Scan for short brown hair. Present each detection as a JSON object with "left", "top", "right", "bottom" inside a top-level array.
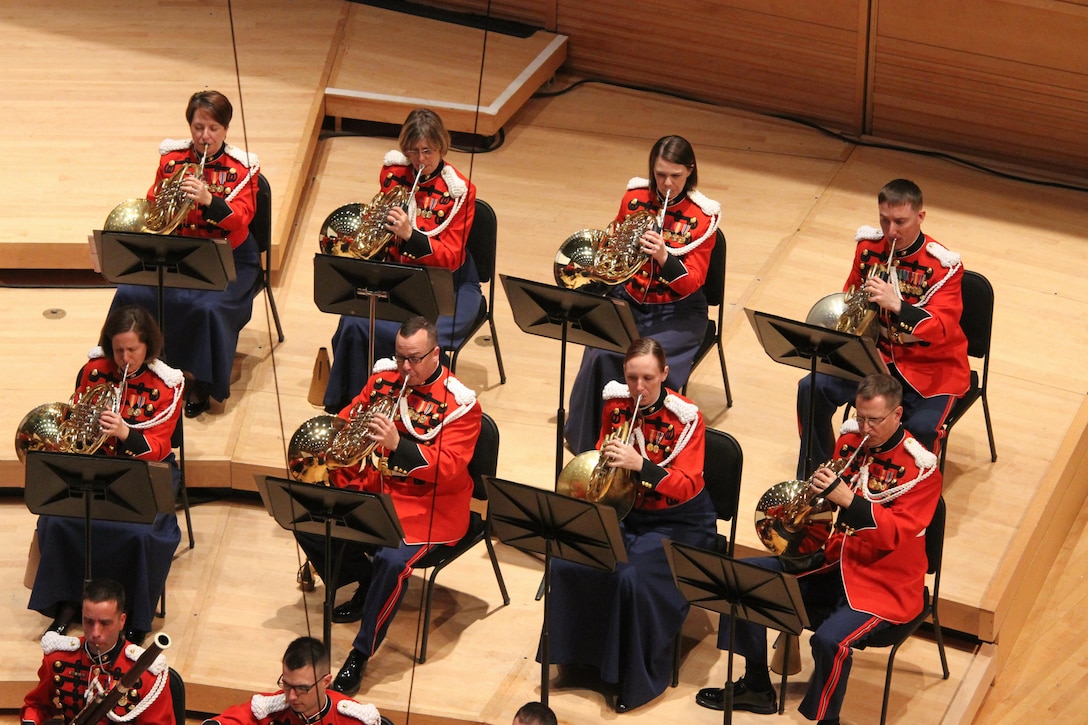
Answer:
[
  {"left": 399, "top": 315, "right": 438, "bottom": 347},
  {"left": 399, "top": 108, "right": 450, "bottom": 158},
  {"left": 878, "top": 179, "right": 923, "bottom": 211},
  {"left": 624, "top": 337, "right": 667, "bottom": 372},
  {"left": 856, "top": 373, "right": 903, "bottom": 408},
  {"left": 99, "top": 305, "right": 164, "bottom": 361},
  {"left": 186, "top": 90, "right": 233, "bottom": 127}
]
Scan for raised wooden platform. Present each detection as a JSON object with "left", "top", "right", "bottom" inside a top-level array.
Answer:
[{"left": 325, "top": 3, "right": 567, "bottom": 137}]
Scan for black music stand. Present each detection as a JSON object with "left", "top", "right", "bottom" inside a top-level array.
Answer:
[
  {"left": 24, "top": 450, "right": 175, "bottom": 585},
  {"left": 500, "top": 275, "right": 639, "bottom": 482},
  {"left": 314, "top": 254, "right": 455, "bottom": 373},
  {"left": 93, "top": 230, "right": 236, "bottom": 337},
  {"left": 745, "top": 308, "right": 887, "bottom": 478},
  {"left": 484, "top": 475, "right": 627, "bottom": 707},
  {"left": 665, "top": 542, "right": 809, "bottom": 723},
  {"left": 257, "top": 475, "right": 404, "bottom": 651}
]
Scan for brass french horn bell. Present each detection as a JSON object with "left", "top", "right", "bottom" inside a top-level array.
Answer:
[
  {"left": 553, "top": 210, "right": 659, "bottom": 291},
  {"left": 556, "top": 449, "right": 638, "bottom": 520},
  {"left": 287, "top": 415, "right": 347, "bottom": 483}
]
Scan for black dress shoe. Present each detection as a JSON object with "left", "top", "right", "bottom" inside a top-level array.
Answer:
[
  {"left": 44, "top": 618, "right": 69, "bottom": 637},
  {"left": 184, "top": 396, "right": 210, "bottom": 418},
  {"left": 695, "top": 678, "right": 777, "bottom": 714},
  {"left": 331, "top": 649, "right": 368, "bottom": 695},
  {"left": 615, "top": 699, "right": 631, "bottom": 713},
  {"left": 332, "top": 588, "right": 365, "bottom": 623}
]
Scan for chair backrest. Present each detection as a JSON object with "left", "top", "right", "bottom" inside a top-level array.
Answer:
[
  {"left": 703, "top": 427, "right": 743, "bottom": 554},
  {"left": 959, "top": 270, "right": 994, "bottom": 360},
  {"left": 468, "top": 411, "right": 499, "bottom": 501},
  {"left": 926, "top": 496, "right": 946, "bottom": 577},
  {"left": 702, "top": 229, "right": 727, "bottom": 308},
  {"left": 168, "top": 666, "right": 186, "bottom": 725},
  {"left": 465, "top": 198, "right": 497, "bottom": 285},
  {"left": 250, "top": 173, "right": 273, "bottom": 255}
]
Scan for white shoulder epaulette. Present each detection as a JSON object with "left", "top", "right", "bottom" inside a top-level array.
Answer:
[
  {"left": 123, "top": 643, "right": 168, "bottom": 676},
  {"left": 337, "top": 698, "right": 383, "bottom": 725},
  {"left": 855, "top": 225, "right": 884, "bottom": 241},
  {"left": 839, "top": 417, "right": 860, "bottom": 436},
  {"left": 89, "top": 346, "right": 106, "bottom": 360},
  {"left": 373, "top": 357, "right": 398, "bottom": 374},
  {"left": 663, "top": 393, "right": 699, "bottom": 424},
  {"left": 904, "top": 436, "right": 939, "bottom": 470},
  {"left": 602, "top": 380, "right": 630, "bottom": 400},
  {"left": 41, "top": 631, "right": 80, "bottom": 654},
  {"left": 925, "top": 241, "right": 961, "bottom": 268},
  {"left": 440, "top": 165, "right": 468, "bottom": 198},
  {"left": 627, "top": 176, "right": 651, "bottom": 191},
  {"left": 158, "top": 138, "right": 192, "bottom": 155},
  {"left": 223, "top": 143, "right": 258, "bottom": 170},
  {"left": 687, "top": 188, "right": 721, "bottom": 216},
  {"left": 445, "top": 374, "right": 477, "bottom": 407},
  {"left": 149, "top": 359, "right": 185, "bottom": 388},
  {"left": 250, "top": 692, "right": 287, "bottom": 720},
  {"left": 384, "top": 149, "right": 409, "bottom": 167}
]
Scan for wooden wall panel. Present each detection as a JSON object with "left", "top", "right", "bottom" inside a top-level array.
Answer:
[
  {"left": 420, "top": 0, "right": 1088, "bottom": 175},
  {"left": 870, "top": 0, "right": 1088, "bottom": 176},
  {"left": 422, "top": 0, "right": 869, "bottom": 131}
]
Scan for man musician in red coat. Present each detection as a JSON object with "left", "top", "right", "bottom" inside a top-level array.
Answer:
[
  {"left": 300, "top": 316, "right": 481, "bottom": 696},
  {"left": 202, "top": 637, "right": 383, "bottom": 725},
  {"left": 697, "top": 374, "right": 942, "bottom": 723},
  {"left": 21, "top": 579, "right": 174, "bottom": 725},
  {"left": 796, "top": 178, "right": 969, "bottom": 478}
]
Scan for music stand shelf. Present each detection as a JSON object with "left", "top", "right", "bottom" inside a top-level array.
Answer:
[
  {"left": 745, "top": 308, "right": 886, "bottom": 477},
  {"left": 484, "top": 475, "right": 626, "bottom": 706},
  {"left": 665, "top": 541, "right": 809, "bottom": 724},
  {"left": 25, "top": 450, "right": 175, "bottom": 584},
  {"left": 257, "top": 475, "right": 404, "bottom": 654},
  {"left": 93, "top": 229, "right": 236, "bottom": 337},
  {"left": 313, "top": 253, "right": 454, "bottom": 374},
  {"left": 500, "top": 275, "right": 638, "bottom": 482}
]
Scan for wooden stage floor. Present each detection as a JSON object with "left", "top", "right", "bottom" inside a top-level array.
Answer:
[{"left": 2, "top": 2, "right": 1087, "bottom": 724}]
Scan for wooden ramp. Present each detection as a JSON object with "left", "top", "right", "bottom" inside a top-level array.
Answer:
[{"left": 326, "top": 3, "right": 567, "bottom": 137}]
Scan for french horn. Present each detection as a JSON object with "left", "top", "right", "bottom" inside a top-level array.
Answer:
[
  {"left": 753, "top": 436, "right": 868, "bottom": 566},
  {"left": 556, "top": 396, "right": 643, "bottom": 519},
  {"left": 319, "top": 163, "right": 425, "bottom": 259},
  {"left": 104, "top": 144, "right": 209, "bottom": 235},
  {"left": 15, "top": 383, "right": 123, "bottom": 462},
  {"left": 287, "top": 415, "right": 347, "bottom": 483},
  {"left": 553, "top": 210, "right": 659, "bottom": 291},
  {"left": 807, "top": 238, "right": 899, "bottom": 339}
]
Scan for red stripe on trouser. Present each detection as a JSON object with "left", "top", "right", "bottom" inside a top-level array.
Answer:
[
  {"left": 368, "top": 545, "right": 436, "bottom": 654},
  {"left": 815, "top": 615, "right": 885, "bottom": 719}
]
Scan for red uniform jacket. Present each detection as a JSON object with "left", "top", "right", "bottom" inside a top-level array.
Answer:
[
  {"left": 614, "top": 178, "right": 720, "bottom": 305},
  {"left": 330, "top": 361, "right": 480, "bottom": 545},
  {"left": 846, "top": 227, "right": 970, "bottom": 398},
  {"left": 76, "top": 350, "right": 183, "bottom": 460},
  {"left": 598, "top": 382, "right": 705, "bottom": 511},
  {"left": 378, "top": 152, "right": 474, "bottom": 271},
  {"left": 150, "top": 140, "right": 259, "bottom": 247},
  {"left": 812, "top": 421, "right": 942, "bottom": 623},
  {"left": 21, "top": 633, "right": 173, "bottom": 724},
  {"left": 203, "top": 689, "right": 381, "bottom": 725}
]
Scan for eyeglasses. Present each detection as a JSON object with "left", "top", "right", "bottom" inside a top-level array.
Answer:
[
  {"left": 394, "top": 345, "right": 437, "bottom": 365},
  {"left": 278, "top": 674, "right": 322, "bottom": 695},
  {"left": 404, "top": 147, "right": 436, "bottom": 157},
  {"left": 853, "top": 410, "right": 896, "bottom": 427}
]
